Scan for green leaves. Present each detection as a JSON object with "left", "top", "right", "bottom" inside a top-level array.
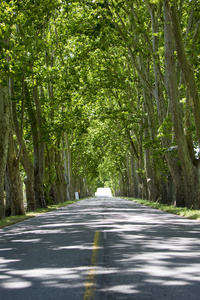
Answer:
[
  {"left": 3, "top": 0, "right": 199, "bottom": 202},
  {"left": 157, "top": 114, "right": 173, "bottom": 140}
]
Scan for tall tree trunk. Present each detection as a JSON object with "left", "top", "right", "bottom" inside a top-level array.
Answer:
[
  {"left": 11, "top": 78, "right": 36, "bottom": 211},
  {"left": 130, "top": 155, "right": 140, "bottom": 198},
  {"left": 0, "top": 82, "right": 10, "bottom": 219},
  {"left": 164, "top": 0, "right": 200, "bottom": 208},
  {"left": 24, "top": 170, "right": 36, "bottom": 211},
  {"left": 55, "top": 139, "right": 68, "bottom": 203},
  {"left": 33, "top": 86, "right": 46, "bottom": 208},
  {"left": 25, "top": 83, "right": 46, "bottom": 208},
  {"left": 5, "top": 166, "right": 12, "bottom": 217},
  {"left": 168, "top": 0, "right": 200, "bottom": 147},
  {"left": 126, "top": 154, "right": 135, "bottom": 197},
  {"left": 5, "top": 78, "right": 26, "bottom": 215},
  {"left": 46, "top": 146, "right": 59, "bottom": 205},
  {"left": 5, "top": 132, "right": 25, "bottom": 216},
  {"left": 44, "top": 47, "right": 59, "bottom": 205},
  {"left": 141, "top": 70, "right": 160, "bottom": 201},
  {"left": 143, "top": 0, "right": 190, "bottom": 206},
  {"left": 63, "top": 133, "right": 74, "bottom": 200},
  {"left": 6, "top": 132, "right": 25, "bottom": 216},
  {"left": 144, "top": 1, "right": 167, "bottom": 125}
]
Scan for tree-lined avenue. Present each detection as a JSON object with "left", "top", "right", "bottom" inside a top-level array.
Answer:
[
  {"left": 1, "top": 1, "right": 200, "bottom": 220},
  {"left": 1, "top": 198, "right": 200, "bottom": 299}
]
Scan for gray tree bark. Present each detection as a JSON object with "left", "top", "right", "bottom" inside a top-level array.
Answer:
[
  {"left": 168, "top": 0, "right": 200, "bottom": 147},
  {"left": 10, "top": 78, "right": 36, "bottom": 211},
  {"left": 164, "top": 0, "right": 200, "bottom": 208},
  {"left": 0, "top": 82, "right": 10, "bottom": 219},
  {"left": 55, "top": 139, "right": 68, "bottom": 203},
  {"left": 63, "top": 132, "right": 74, "bottom": 200},
  {"left": 25, "top": 83, "right": 46, "bottom": 208},
  {"left": 5, "top": 132, "right": 25, "bottom": 216}
]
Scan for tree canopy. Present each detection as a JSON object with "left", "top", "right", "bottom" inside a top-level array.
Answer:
[{"left": 0, "top": 0, "right": 200, "bottom": 219}]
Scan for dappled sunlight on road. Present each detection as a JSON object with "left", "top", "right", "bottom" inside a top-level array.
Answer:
[
  {"left": 1, "top": 198, "right": 200, "bottom": 299},
  {"left": 94, "top": 200, "right": 200, "bottom": 299}
]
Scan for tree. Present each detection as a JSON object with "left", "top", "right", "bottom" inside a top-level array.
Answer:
[
  {"left": 0, "top": 82, "right": 10, "bottom": 219},
  {"left": 1, "top": 0, "right": 199, "bottom": 219},
  {"left": 164, "top": 0, "right": 200, "bottom": 207},
  {"left": 0, "top": 1, "right": 13, "bottom": 219}
]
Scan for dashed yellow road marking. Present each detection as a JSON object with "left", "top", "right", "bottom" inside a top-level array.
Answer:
[{"left": 84, "top": 231, "right": 100, "bottom": 300}]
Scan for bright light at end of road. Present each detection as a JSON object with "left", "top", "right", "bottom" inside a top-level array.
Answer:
[{"left": 95, "top": 188, "right": 112, "bottom": 197}]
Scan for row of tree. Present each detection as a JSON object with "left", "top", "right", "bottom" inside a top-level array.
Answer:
[{"left": 0, "top": 0, "right": 200, "bottom": 219}]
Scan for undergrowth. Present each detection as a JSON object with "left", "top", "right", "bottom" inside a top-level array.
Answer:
[
  {"left": 2, "top": 198, "right": 200, "bottom": 230},
  {"left": 127, "top": 198, "right": 200, "bottom": 221},
  {"left": 0, "top": 200, "right": 79, "bottom": 229}
]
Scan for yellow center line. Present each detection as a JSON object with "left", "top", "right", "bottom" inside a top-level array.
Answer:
[{"left": 84, "top": 231, "right": 100, "bottom": 300}]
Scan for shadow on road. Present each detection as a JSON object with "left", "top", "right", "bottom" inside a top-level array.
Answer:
[{"left": 0, "top": 198, "right": 200, "bottom": 299}]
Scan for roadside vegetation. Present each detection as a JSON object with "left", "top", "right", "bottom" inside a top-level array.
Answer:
[
  {"left": 2, "top": 197, "right": 200, "bottom": 230},
  {"left": 0, "top": 200, "right": 79, "bottom": 229},
  {"left": 128, "top": 198, "right": 200, "bottom": 221},
  {"left": 1, "top": 1, "right": 200, "bottom": 221}
]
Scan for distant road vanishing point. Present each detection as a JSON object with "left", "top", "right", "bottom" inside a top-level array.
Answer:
[{"left": 95, "top": 187, "right": 112, "bottom": 197}]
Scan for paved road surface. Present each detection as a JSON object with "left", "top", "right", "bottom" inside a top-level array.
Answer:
[{"left": 1, "top": 197, "right": 200, "bottom": 299}]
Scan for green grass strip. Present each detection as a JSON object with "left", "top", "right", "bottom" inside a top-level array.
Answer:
[
  {"left": 0, "top": 200, "right": 80, "bottom": 229},
  {"left": 126, "top": 198, "right": 200, "bottom": 221}
]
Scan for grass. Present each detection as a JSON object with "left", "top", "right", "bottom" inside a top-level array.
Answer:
[
  {"left": 0, "top": 200, "right": 80, "bottom": 229},
  {"left": 126, "top": 198, "right": 200, "bottom": 221},
  {"left": 2, "top": 197, "right": 200, "bottom": 229}
]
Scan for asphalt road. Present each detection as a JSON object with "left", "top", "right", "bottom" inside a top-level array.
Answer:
[{"left": 1, "top": 197, "right": 200, "bottom": 300}]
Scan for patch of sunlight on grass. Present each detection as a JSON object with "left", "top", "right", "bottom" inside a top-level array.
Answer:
[
  {"left": 0, "top": 215, "right": 33, "bottom": 229},
  {"left": 0, "top": 200, "right": 80, "bottom": 229},
  {"left": 126, "top": 198, "right": 200, "bottom": 221}
]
